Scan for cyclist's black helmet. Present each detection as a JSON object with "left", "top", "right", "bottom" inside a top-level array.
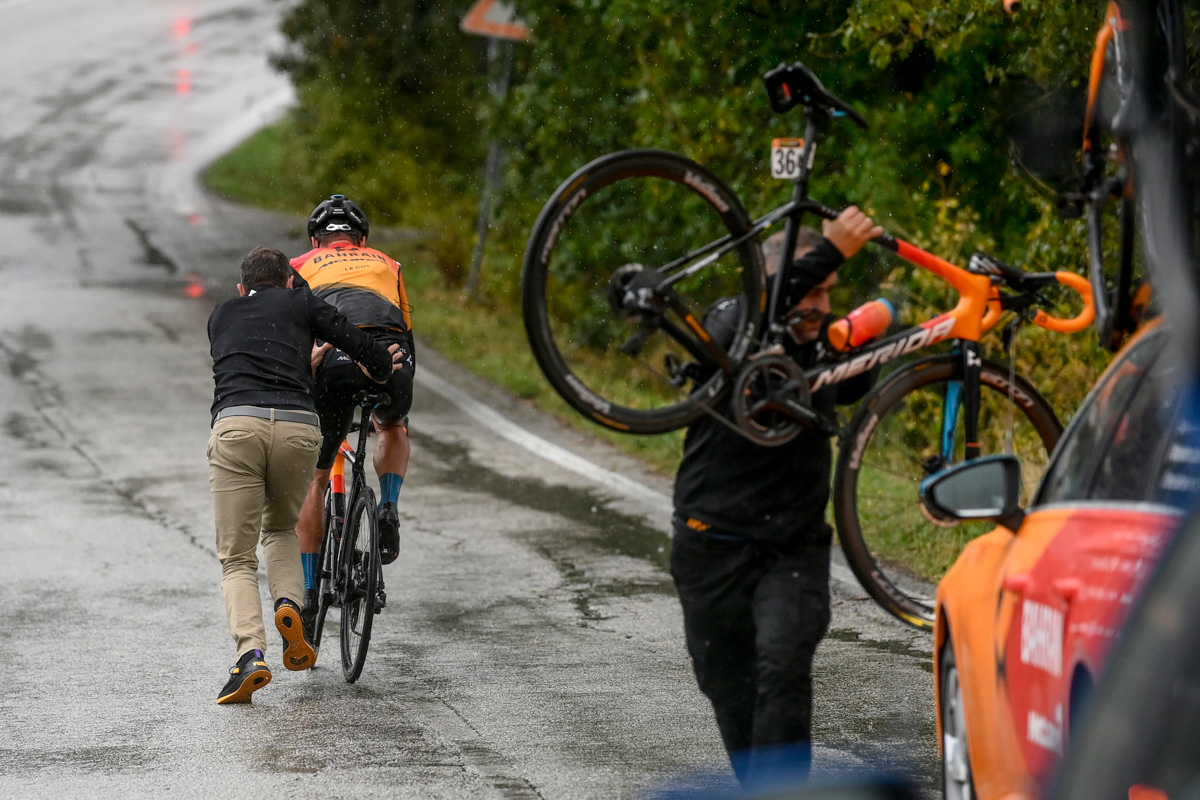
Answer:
[{"left": 307, "top": 194, "right": 370, "bottom": 240}]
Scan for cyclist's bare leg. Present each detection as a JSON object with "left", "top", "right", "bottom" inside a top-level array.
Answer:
[
  {"left": 296, "top": 468, "right": 333, "bottom": 554},
  {"left": 296, "top": 468, "right": 332, "bottom": 630},
  {"left": 371, "top": 418, "right": 410, "bottom": 482}
]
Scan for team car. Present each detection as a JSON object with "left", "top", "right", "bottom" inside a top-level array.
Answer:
[{"left": 921, "top": 318, "right": 1196, "bottom": 800}]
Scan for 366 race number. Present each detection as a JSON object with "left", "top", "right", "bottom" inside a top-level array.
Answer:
[{"left": 771, "top": 138, "right": 806, "bottom": 180}]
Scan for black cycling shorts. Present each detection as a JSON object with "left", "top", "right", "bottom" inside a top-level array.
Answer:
[{"left": 314, "top": 329, "right": 415, "bottom": 470}]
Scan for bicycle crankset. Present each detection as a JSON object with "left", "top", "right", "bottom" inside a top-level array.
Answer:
[{"left": 730, "top": 354, "right": 819, "bottom": 446}]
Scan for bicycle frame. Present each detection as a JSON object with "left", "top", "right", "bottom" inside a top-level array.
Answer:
[
  {"left": 658, "top": 114, "right": 1092, "bottom": 379},
  {"left": 647, "top": 97, "right": 1095, "bottom": 450},
  {"left": 1078, "top": 0, "right": 1192, "bottom": 349},
  {"left": 325, "top": 405, "right": 374, "bottom": 603}
]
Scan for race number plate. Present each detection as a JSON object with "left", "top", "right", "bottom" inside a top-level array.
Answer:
[{"left": 770, "top": 138, "right": 805, "bottom": 179}]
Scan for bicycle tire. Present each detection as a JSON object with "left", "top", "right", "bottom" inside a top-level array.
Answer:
[
  {"left": 832, "top": 355, "right": 1062, "bottom": 629},
  {"left": 522, "top": 149, "right": 765, "bottom": 435},
  {"left": 312, "top": 488, "right": 337, "bottom": 654},
  {"left": 340, "top": 486, "right": 379, "bottom": 683}
]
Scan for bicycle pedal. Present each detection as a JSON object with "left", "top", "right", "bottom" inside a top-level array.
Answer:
[{"left": 375, "top": 590, "right": 387, "bottom": 612}]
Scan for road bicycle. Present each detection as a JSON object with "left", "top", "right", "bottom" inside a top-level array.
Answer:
[
  {"left": 1028, "top": 0, "right": 1196, "bottom": 352},
  {"left": 311, "top": 391, "right": 389, "bottom": 682},
  {"left": 521, "top": 62, "right": 1096, "bottom": 629}
]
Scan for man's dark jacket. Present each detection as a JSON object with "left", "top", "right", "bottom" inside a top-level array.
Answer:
[{"left": 208, "top": 286, "right": 393, "bottom": 424}]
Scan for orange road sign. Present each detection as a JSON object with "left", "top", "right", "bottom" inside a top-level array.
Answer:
[{"left": 460, "top": 0, "right": 530, "bottom": 42}]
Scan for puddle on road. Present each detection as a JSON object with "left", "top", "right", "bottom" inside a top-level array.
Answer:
[
  {"left": 0, "top": 197, "right": 50, "bottom": 216},
  {"left": 5, "top": 411, "right": 51, "bottom": 449},
  {"left": 5, "top": 350, "right": 38, "bottom": 381},
  {"left": 412, "top": 430, "right": 676, "bottom": 623},
  {"left": 125, "top": 219, "right": 179, "bottom": 274},
  {"left": 413, "top": 430, "right": 672, "bottom": 572},
  {"left": 825, "top": 627, "right": 933, "bottom": 672},
  {"left": 0, "top": 744, "right": 157, "bottom": 773}
]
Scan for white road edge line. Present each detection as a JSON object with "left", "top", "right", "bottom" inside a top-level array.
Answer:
[{"left": 415, "top": 368, "right": 674, "bottom": 517}]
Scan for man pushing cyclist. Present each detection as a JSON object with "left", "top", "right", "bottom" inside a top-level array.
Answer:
[{"left": 291, "top": 195, "right": 417, "bottom": 635}]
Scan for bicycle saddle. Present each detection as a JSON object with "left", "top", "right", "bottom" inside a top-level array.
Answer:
[
  {"left": 353, "top": 390, "right": 390, "bottom": 408},
  {"left": 762, "top": 62, "right": 869, "bottom": 129}
]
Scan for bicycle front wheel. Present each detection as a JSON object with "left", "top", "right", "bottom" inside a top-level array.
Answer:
[
  {"left": 522, "top": 149, "right": 764, "bottom": 435},
  {"left": 832, "top": 355, "right": 1062, "bottom": 629},
  {"left": 340, "top": 487, "right": 379, "bottom": 682}
]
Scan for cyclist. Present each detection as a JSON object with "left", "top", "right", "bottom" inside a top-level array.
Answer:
[
  {"left": 291, "top": 195, "right": 417, "bottom": 629},
  {"left": 670, "top": 207, "right": 881, "bottom": 785}
]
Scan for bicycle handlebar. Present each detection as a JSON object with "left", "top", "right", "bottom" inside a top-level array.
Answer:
[{"left": 1031, "top": 271, "right": 1096, "bottom": 333}]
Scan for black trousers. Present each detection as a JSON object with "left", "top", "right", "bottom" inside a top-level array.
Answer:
[{"left": 669, "top": 522, "right": 831, "bottom": 782}]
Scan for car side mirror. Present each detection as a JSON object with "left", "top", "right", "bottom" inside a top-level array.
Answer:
[{"left": 920, "top": 455, "right": 1025, "bottom": 532}]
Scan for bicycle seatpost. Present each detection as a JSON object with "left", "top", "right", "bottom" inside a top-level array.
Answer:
[{"left": 766, "top": 110, "right": 828, "bottom": 341}]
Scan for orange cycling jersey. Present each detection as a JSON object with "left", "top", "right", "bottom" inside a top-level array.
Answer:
[{"left": 291, "top": 241, "right": 412, "bottom": 333}]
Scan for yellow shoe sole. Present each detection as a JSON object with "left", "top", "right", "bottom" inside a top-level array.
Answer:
[
  {"left": 217, "top": 666, "right": 272, "bottom": 704},
  {"left": 275, "top": 605, "right": 316, "bottom": 671}
]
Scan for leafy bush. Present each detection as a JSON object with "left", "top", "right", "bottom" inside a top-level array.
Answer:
[{"left": 273, "top": 0, "right": 1117, "bottom": 415}]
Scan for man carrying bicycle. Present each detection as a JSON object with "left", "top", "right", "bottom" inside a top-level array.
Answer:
[
  {"left": 671, "top": 207, "right": 881, "bottom": 785},
  {"left": 291, "top": 195, "right": 416, "bottom": 632}
]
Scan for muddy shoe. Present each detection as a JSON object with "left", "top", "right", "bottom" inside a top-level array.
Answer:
[
  {"left": 274, "top": 597, "right": 316, "bottom": 672},
  {"left": 378, "top": 502, "right": 400, "bottom": 565},
  {"left": 217, "top": 649, "right": 271, "bottom": 704}
]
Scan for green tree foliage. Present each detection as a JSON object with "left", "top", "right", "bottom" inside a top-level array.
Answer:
[
  {"left": 274, "top": 0, "right": 487, "bottom": 278},
  {"left": 277, "top": 0, "right": 1120, "bottom": 413}
]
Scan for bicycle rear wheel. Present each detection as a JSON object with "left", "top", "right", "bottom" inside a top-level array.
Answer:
[
  {"left": 522, "top": 149, "right": 764, "bottom": 435},
  {"left": 340, "top": 487, "right": 379, "bottom": 683},
  {"left": 832, "top": 355, "right": 1062, "bottom": 629}
]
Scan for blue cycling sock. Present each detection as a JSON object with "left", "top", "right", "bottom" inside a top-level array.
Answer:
[
  {"left": 378, "top": 473, "right": 404, "bottom": 508},
  {"left": 301, "top": 552, "right": 318, "bottom": 591}
]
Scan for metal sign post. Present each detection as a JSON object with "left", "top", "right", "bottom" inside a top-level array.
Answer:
[{"left": 461, "top": 1, "right": 529, "bottom": 302}]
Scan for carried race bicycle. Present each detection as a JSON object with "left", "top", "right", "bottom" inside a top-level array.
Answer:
[
  {"left": 1015, "top": 0, "right": 1195, "bottom": 353},
  {"left": 521, "top": 61, "right": 1095, "bottom": 629},
  {"left": 311, "top": 391, "right": 389, "bottom": 682}
]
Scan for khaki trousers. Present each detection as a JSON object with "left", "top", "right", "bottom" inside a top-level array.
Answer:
[{"left": 207, "top": 414, "right": 322, "bottom": 657}]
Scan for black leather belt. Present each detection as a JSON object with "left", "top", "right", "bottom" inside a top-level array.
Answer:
[{"left": 215, "top": 406, "right": 319, "bottom": 427}]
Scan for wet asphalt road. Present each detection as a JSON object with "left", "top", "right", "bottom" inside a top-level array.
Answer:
[{"left": 0, "top": 1, "right": 938, "bottom": 797}]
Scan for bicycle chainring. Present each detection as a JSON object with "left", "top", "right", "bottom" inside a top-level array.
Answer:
[{"left": 730, "top": 354, "right": 812, "bottom": 446}]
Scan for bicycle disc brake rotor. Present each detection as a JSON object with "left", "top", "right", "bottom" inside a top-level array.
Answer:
[{"left": 730, "top": 354, "right": 811, "bottom": 446}]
